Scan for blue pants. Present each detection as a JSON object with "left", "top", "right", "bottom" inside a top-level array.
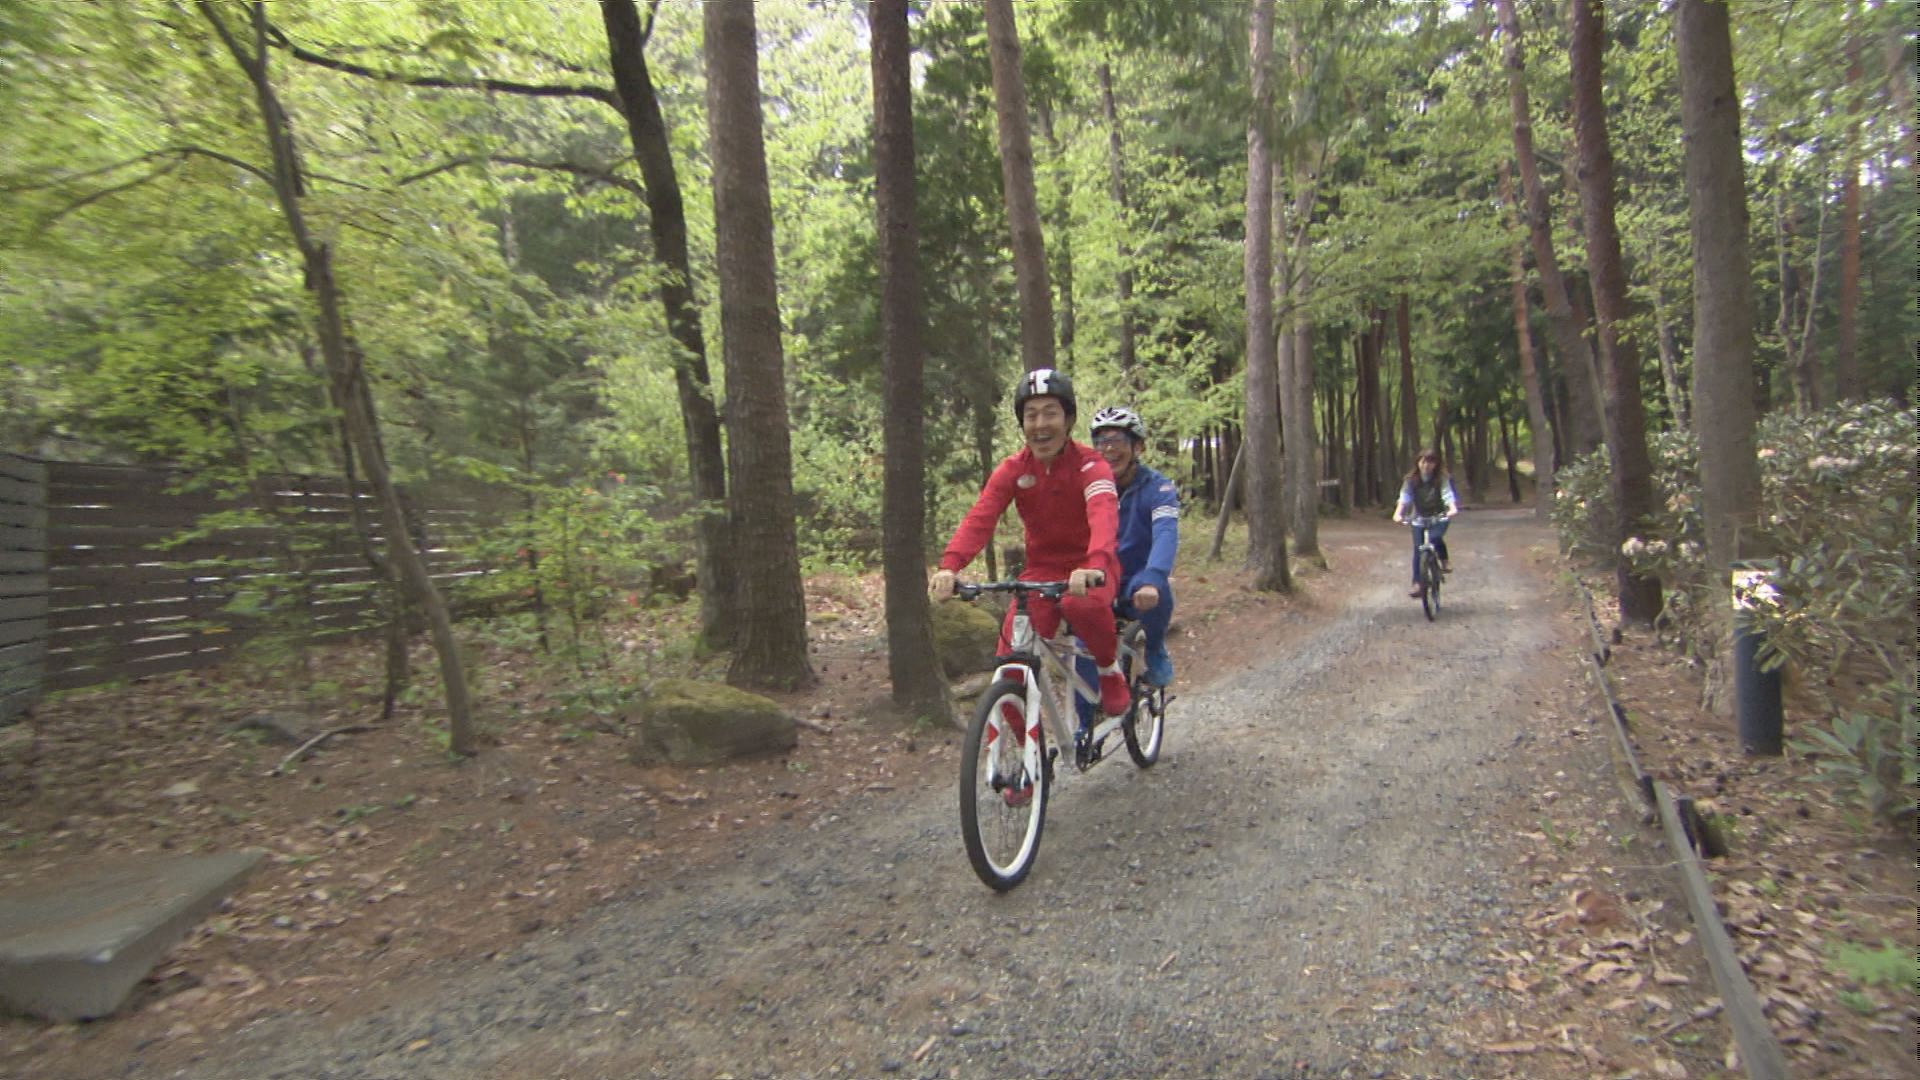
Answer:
[
  {"left": 1076, "top": 581, "right": 1175, "bottom": 723},
  {"left": 1411, "top": 520, "right": 1451, "bottom": 582}
]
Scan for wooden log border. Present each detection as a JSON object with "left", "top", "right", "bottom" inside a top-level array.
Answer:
[{"left": 1577, "top": 582, "right": 1790, "bottom": 1080}]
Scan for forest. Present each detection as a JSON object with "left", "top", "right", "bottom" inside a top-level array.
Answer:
[{"left": 0, "top": 0, "right": 1911, "bottom": 772}]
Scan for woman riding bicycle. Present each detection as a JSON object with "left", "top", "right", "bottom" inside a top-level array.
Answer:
[
  {"left": 927, "top": 369, "right": 1131, "bottom": 720},
  {"left": 1390, "top": 448, "right": 1459, "bottom": 598}
]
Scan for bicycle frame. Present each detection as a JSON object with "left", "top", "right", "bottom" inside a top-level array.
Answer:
[{"left": 963, "top": 583, "right": 1131, "bottom": 781}]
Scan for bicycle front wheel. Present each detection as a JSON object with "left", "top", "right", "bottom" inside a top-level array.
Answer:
[
  {"left": 960, "top": 677, "right": 1048, "bottom": 891},
  {"left": 1421, "top": 550, "right": 1441, "bottom": 621}
]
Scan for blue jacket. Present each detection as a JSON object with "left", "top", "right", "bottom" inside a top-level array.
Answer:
[{"left": 1115, "top": 462, "right": 1179, "bottom": 595}]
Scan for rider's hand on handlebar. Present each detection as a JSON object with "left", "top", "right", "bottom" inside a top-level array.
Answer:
[
  {"left": 1131, "top": 584, "right": 1161, "bottom": 611},
  {"left": 1067, "top": 567, "right": 1105, "bottom": 597},
  {"left": 928, "top": 568, "right": 957, "bottom": 602}
]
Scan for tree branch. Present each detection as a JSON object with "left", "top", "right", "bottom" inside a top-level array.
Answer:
[
  {"left": 37, "top": 159, "right": 184, "bottom": 229},
  {"left": 398, "top": 154, "right": 643, "bottom": 198},
  {"left": 265, "top": 21, "right": 617, "bottom": 106}
]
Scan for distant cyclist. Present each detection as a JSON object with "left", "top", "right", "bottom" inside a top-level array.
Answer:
[
  {"left": 1088, "top": 406, "right": 1178, "bottom": 688},
  {"left": 1390, "top": 448, "right": 1458, "bottom": 598},
  {"left": 928, "top": 369, "right": 1131, "bottom": 720}
]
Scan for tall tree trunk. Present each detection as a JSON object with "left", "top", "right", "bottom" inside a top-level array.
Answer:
[
  {"left": 201, "top": 2, "right": 474, "bottom": 754},
  {"left": 1494, "top": 0, "right": 1603, "bottom": 465},
  {"left": 704, "top": 0, "right": 814, "bottom": 689},
  {"left": 1035, "top": 101, "right": 1076, "bottom": 373},
  {"left": 1654, "top": 294, "right": 1691, "bottom": 430},
  {"left": 1500, "top": 164, "right": 1555, "bottom": 518},
  {"left": 1098, "top": 59, "right": 1139, "bottom": 380},
  {"left": 1273, "top": 166, "right": 1318, "bottom": 558},
  {"left": 1242, "top": 0, "right": 1289, "bottom": 591},
  {"left": 1206, "top": 440, "right": 1245, "bottom": 562},
  {"left": 1372, "top": 313, "right": 1395, "bottom": 500},
  {"left": 1776, "top": 179, "right": 1828, "bottom": 413},
  {"left": 1277, "top": 26, "right": 1322, "bottom": 557},
  {"left": 982, "top": 0, "right": 1054, "bottom": 373},
  {"left": 1498, "top": 408, "right": 1523, "bottom": 502},
  {"left": 1569, "top": 0, "right": 1663, "bottom": 625},
  {"left": 1878, "top": 0, "right": 1916, "bottom": 166},
  {"left": 869, "top": 0, "right": 948, "bottom": 722},
  {"left": 1833, "top": 25, "right": 1864, "bottom": 402},
  {"left": 1677, "top": 0, "right": 1765, "bottom": 586},
  {"left": 600, "top": 0, "right": 733, "bottom": 648},
  {"left": 1395, "top": 296, "right": 1418, "bottom": 457}
]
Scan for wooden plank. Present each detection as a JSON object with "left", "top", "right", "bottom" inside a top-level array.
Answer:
[
  {"left": 47, "top": 497, "right": 247, "bottom": 525},
  {"left": 46, "top": 627, "right": 242, "bottom": 673},
  {"left": 0, "top": 685, "right": 37, "bottom": 725},
  {"left": 49, "top": 619, "right": 205, "bottom": 654},
  {"left": 0, "top": 455, "right": 47, "bottom": 486},
  {"left": 0, "top": 523, "right": 47, "bottom": 552},
  {"left": 0, "top": 475, "right": 44, "bottom": 508},
  {"left": 45, "top": 644, "right": 240, "bottom": 691},
  {"left": 47, "top": 595, "right": 229, "bottom": 632},
  {"left": 0, "top": 502, "right": 49, "bottom": 530},
  {"left": 45, "top": 461, "right": 182, "bottom": 488},
  {"left": 0, "top": 640, "right": 47, "bottom": 677},
  {"left": 0, "top": 574, "right": 48, "bottom": 599},
  {"left": 47, "top": 525, "right": 365, "bottom": 554},
  {"left": 0, "top": 550, "right": 46, "bottom": 574},
  {"left": 0, "top": 617, "right": 43, "bottom": 650},
  {"left": 0, "top": 659, "right": 41, "bottom": 693},
  {"left": 0, "top": 649, "right": 42, "bottom": 687},
  {"left": 47, "top": 543, "right": 288, "bottom": 569},
  {"left": 1652, "top": 780, "right": 1791, "bottom": 1080},
  {"left": 0, "top": 595, "right": 48, "bottom": 624}
]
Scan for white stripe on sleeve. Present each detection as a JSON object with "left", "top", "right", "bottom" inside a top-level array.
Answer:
[
  {"left": 1152, "top": 506, "right": 1180, "bottom": 521},
  {"left": 1084, "top": 479, "right": 1117, "bottom": 500}
]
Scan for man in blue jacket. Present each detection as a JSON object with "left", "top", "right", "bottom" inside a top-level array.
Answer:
[{"left": 1088, "top": 406, "right": 1179, "bottom": 687}]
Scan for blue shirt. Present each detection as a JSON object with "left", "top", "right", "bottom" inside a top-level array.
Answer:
[{"left": 1114, "top": 462, "right": 1179, "bottom": 594}]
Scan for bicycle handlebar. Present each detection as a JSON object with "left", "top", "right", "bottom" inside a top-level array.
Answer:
[{"left": 954, "top": 580, "right": 1072, "bottom": 601}]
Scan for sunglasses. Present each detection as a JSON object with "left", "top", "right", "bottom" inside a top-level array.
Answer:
[{"left": 1092, "top": 433, "right": 1132, "bottom": 449}]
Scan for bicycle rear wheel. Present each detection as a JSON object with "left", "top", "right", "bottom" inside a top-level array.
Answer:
[
  {"left": 1120, "top": 624, "right": 1164, "bottom": 767},
  {"left": 960, "top": 677, "right": 1048, "bottom": 891},
  {"left": 1421, "top": 549, "right": 1441, "bottom": 620}
]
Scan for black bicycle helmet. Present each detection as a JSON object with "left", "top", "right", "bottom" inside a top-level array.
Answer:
[{"left": 1010, "top": 368, "right": 1077, "bottom": 422}]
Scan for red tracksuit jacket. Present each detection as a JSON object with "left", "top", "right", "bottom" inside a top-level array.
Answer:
[{"left": 939, "top": 441, "right": 1119, "bottom": 581}]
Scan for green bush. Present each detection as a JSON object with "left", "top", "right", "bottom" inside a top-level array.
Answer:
[{"left": 1551, "top": 400, "right": 1916, "bottom": 827}]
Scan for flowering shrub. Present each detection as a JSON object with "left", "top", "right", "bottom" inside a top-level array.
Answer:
[{"left": 1552, "top": 400, "right": 1915, "bottom": 825}]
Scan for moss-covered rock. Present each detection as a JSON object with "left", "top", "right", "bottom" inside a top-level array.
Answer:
[
  {"left": 929, "top": 600, "right": 1002, "bottom": 679},
  {"left": 630, "top": 678, "right": 797, "bottom": 766}
]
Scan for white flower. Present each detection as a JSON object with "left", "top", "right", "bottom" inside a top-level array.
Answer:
[
  {"left": 1680, "top": 542, "right": 1702, "bottom": 559},
  {"left": 1647, "top": 540, "right": 1669, "bottom": 556},
  {"left": 1757, "top": 448, "right": 1776, "bottom": 459},
  {"left": 1622, "top": 537, "right": 1647, "bottom": 557}
]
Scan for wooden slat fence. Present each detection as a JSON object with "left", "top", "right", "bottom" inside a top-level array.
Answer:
[
  {"left": 0, "top": 453, "right": 48, "bottom": 723},
  {"left": 34, "top": 461, "right": 494, "bottom": 696}
]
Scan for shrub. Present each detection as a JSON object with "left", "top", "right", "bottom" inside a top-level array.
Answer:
[{"left": 1552, "top": 400, "right": 1916, "bottom": 827}]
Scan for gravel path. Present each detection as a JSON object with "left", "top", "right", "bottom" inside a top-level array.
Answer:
[{"left": 168, "top": 511, "right": 1618, "bottom": 1080}]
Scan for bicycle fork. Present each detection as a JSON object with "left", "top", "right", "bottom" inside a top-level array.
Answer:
[{"left": 985, "top": 662, "right": 1049, "bottom": 803}]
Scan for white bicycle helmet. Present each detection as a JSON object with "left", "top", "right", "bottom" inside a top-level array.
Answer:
[{"left": 1089, "top": 406, "right": 1145, "bottom": 443}]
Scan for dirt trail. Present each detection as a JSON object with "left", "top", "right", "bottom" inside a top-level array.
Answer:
[{"left": 153, "top": 511, "right": 1703, "bottom": 1080}]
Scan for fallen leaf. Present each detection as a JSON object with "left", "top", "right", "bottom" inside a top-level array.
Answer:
[
  {"left": 1583, "top": 961, "right": 1626, "bottom": 984},
  {"left": 1653, "top": 968, "right": 1690, "bottom": 986},
  {"left": 1484, "top": 1041, "right": 1538, "bottom": 1054}
]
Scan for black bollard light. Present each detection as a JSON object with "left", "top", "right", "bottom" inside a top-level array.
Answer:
[{"left": 1730, "top": 561, "right": 1783, "bottom": 756}]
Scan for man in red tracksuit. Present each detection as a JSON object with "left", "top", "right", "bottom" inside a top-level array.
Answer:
[{"left": 928, "top": 368, "right": 1130, "bottom": 720}]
